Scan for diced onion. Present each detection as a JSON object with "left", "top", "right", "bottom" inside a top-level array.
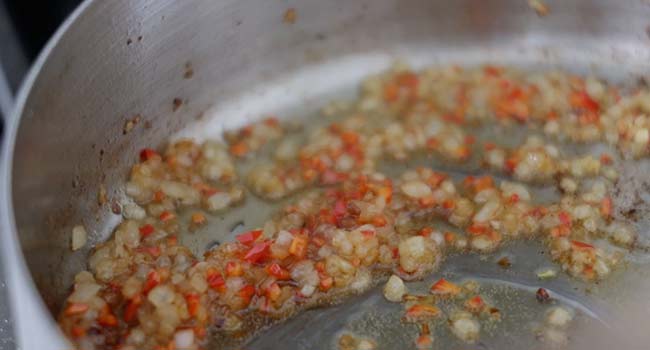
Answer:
[
  {"left": 174, "top": 329, "right": 195, "bottom": 349},
  {"left": 71, "top": 225, "right": 88, "bottom": 251}
]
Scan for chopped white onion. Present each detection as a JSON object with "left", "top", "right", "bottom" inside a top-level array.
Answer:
[
  {"left": 71, "top": 225, "right": 88, "bottom": 251},
  {"left": 383, "top": 275, "right": 407, "bottom": 302},
  {"left": 174, "top": 329, "right": 195, "bottom": 349}
]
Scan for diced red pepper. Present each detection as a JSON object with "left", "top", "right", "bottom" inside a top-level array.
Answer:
[
  {"left": 206, "top": 268, "right": 226, "bottom": 291},
  {"left": 70, "top": 326, "right": 86, "bottom": 338},
  {"left": 142, "top": 246, "right": 161, "bottom": 257},
  {"left": 571, "top": 240, "right": 595, "bottom": 250},
  {"left": 396, "top": 72, "right": 419, "bottom": 90},
  {"left": 158, "top": 267, "right": 170, "bottom": 282},
  {"left": 106, "top": 281, "right": 120, "bottom": 294},
  {"left": 505, "top": 157, "right": 518, "bottom": 173},
  {"left": 244, "top": 241, "right": 271, "bottom": 264},
  {"left": 266, "top": 263, "right": 290, "bottom": 280},
  {"left": 456, "top": 145, "right": 471, "bottom": 159},
  {"left": 558, "top": 211, "right": 572, "bottom": 226},
  {"left": 191, "top": 212, "right": 206, "bottom": 225},
  {"left": 507, "top": 86, "right": 525, "bottom": 100},
  {"left": 328, "top": 123, "right": 342, "bottom": 133},
  {"left": 418, "top": 195, "right": 435, "bottom": 208},
  {"left": 185, "top": 293, "right": 200, "bottom": 317},
  {"left": 527, "top": 206, "right": 548, "bottom": 218},
  {"left": 64, "top": 303, "right": 89, "bottom": 316},
  {"left": 383, "top": 83, "right": 400, "bottom": 102},
  {"left": 320, "top": 275, "right": 333, "bottom": 291},
  {"left": 467, "top": 224, "right": 489, "bottom": 236},
  {"left": 139, "top": 224, "right": 155, "bottom": 238},
  {"left": 166, "top": 155, "right": 178, "bottom": 166},
  {"left": 301, "top": 167, "right": 317, "bottom": 181},
  {"left": 443, "top": 112, "right": 466, "bottom": 125},
  {"left": 316, "top": 208, "right": 337, "bottom": 226},
  {"left": 583, "top": 266, "right": 596, "bottom": 280},
  {"left": 542, "top": 109, "right": 557, "bottom": 120},
  {"left": 333, "top": 199, "right": 347, "bottom": 218},
  {"left": 442, "top": 199, "right": 456, "bottom": 210},
  {"left": 473, "top": 176, "right": 494, "bottom": 192},
  {"left": 321, "top": 169, "right": 345, "bottom": 185},
  {"left": 194, "top": 182, "right": 219, "bottom": 197},
  {"left": 153, "top": 190, "right": 165, "bottom": 202},
  {"left": 403, "top": 304, "right": 441, "bottom": 322},
  {"left": 372, "top": 215, "right": 387, "bottom": 227},
  {"left": 570, "top": 91, "right": 600, "bottom": 113},
  {"left": 159, "top": 211, "right": 175, "bottom": 222},
  {"left": 496, "top": 87, "right": 531, "bottom": 121},
  {"left": 444, "top": 232, "right": 456, "bottom": 243},
  {"left": 97, "top": 305, "right": 118, "bottom": 327},
  {"left": 98, "top": 313, "right": 118, "bottom": 328},
  {"left": 315, "top": 261, "right": 326, "bottom": 273},
  {"left": 229, "top": 142, "right": 249, "bottom": 157},
  {"left": 289, "top": 235, "right": 309, "bottom": 259},
  {"left": 240, "top": 125, "right": 254, "bottom": 137},
  {"left": 238, "top": 285, "right": 256, "bottom": 304},
  {"left": 340, "top": 131, "right": 360, "bottom": 146},
  {"left": 550, "top": 225, "right": 570, "bottom": 238},
  {"left": 265, "top": 283, "right": 282, "bottom": 302},
  {"left": 483, "top": 65, "right": 502, "bottom": 77},
  {"left": 426, "top": 137, "right": 439, "bottom": 149},
  {"left": 123, "top": 295, "right": 142, "bottom": 323},
  {"left": 600, "top": 153, "right": 613, "bottom": 165},
  {"left": 430, "top": 278, "right": 461, "bottom": 297},
  {"left": 377, "top": 185, "right": 393, "bottom": 203},
  {"left": 578, "top": 111, "right": 599, "bottom": 125},
  {"left": 508, "top": 193, "right": 520, "bottom": 204},
  {"left": 312, "top": 235, "right": 327, "bottom": 247},
  {"left": 417, "top": 324, "right": 434, "bottom": 349},
  {"left": 465, "top": 295, "right": 485, "bottom": 313},
  {"left": 225, "top": 261, "right": 243, "bottom": 277},
  {"left": 139, "top": 148, "right": 160, "bottom": 162},
  {"left": 484, "top": 142, "right": 497, "bottom": 151},
  {"left": 462, "top": 176, "right": 476, "bottom": 188},
  {"left": 264, "top": 117, "right": 279, "bottom": 126},
  {"left": 600, "top": 197, "right": 612, "bottom": 218},
  {"left": 416, "top": 333, "right": 433, "bottom": 349},
  {"left": 194, "top": 326, "right": 207, "bottom": 339},
  {"left": 236, "top": 229, "right": 263, "bottom": 246},
  {"left": 143, "top": 270, "right": 161, "bottom": 295}
]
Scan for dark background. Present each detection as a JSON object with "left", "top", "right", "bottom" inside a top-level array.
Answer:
[
  {"left": 1, "top": 0, "right": 82, "bottom": 94},
  {"left": 4, "top": 0, "right": 81, "bottom": 62}
]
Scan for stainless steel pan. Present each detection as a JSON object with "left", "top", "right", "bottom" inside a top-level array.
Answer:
[{"left": 3, "top": 0, "right": 650, "bottom": 349}]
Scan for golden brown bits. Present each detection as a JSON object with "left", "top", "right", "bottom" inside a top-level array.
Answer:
[
  {"left": 497, "top": 256, "right": 512, "bottom": 268},
  {"left": 283, "top": 8, "right": 296, "bottom": 24},
  {"left": 173, "top": 98, "right": 183, "bottom": 112},
  {"left": 536, "top": 287, "right": 551, "bottom": 303}
]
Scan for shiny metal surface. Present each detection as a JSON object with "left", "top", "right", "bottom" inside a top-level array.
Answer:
[{"left": 3, "top": 0, "right": 650, "bottom": 349}]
